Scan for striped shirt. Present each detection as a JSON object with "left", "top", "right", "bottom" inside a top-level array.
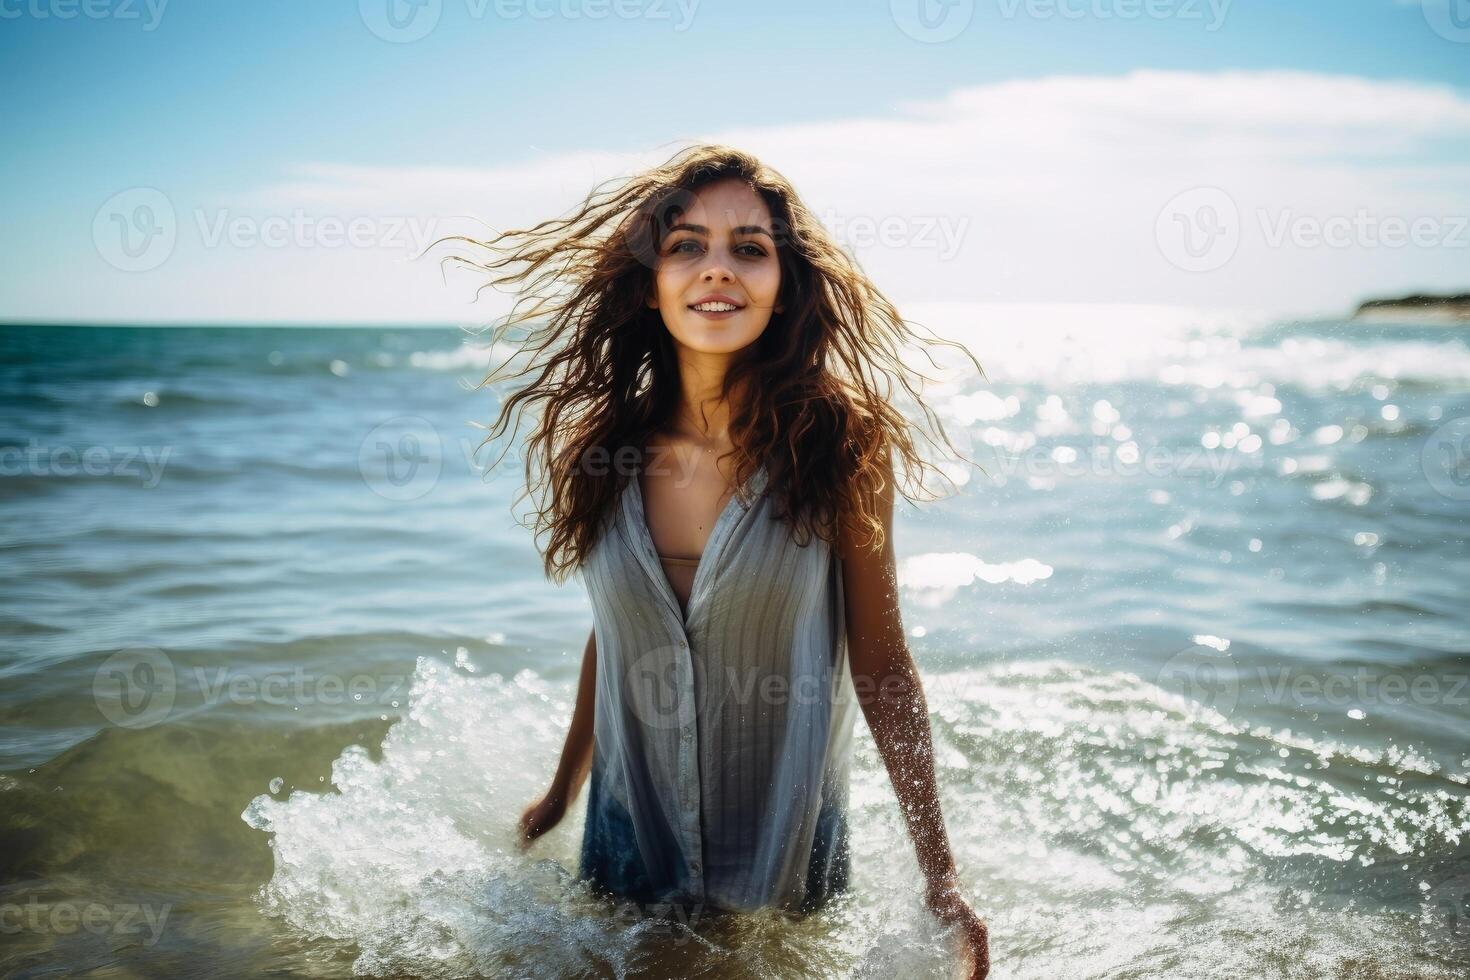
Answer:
[{"left": 577, "top": 461, "right": 860, "bottom": 916}]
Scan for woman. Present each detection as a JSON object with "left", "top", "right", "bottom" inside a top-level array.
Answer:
[{"left": 443, "top": 144, "right": 989, "bottom": 978}]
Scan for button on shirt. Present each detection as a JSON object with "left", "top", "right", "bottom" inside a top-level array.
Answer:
[{"left": 577, "top": 462, "right": 858, "bottom": 915}]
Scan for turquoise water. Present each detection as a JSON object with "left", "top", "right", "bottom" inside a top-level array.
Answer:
[{"left": 1, "top": 317, "right": 1467, "bottom": 977}]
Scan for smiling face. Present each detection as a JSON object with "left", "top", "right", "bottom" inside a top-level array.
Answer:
[{"left": 646, "top": 177, "right": 784, "bottom": 356}]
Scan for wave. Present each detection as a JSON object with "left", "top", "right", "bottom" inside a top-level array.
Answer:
[
  {"left": 900, "top": 302, "right": 1470, "bottom": 391},
  {"left": 240, "top": 655, "right": 1469, "bottom": 978}
]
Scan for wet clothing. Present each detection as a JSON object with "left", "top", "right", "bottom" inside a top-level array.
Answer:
[{"left": 578, "top": 462, "right": 858, "bottom": 914}]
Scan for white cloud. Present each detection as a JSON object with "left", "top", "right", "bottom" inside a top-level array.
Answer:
[{"left": 60, "top": 69, "right": 1470, "bottom": 323}]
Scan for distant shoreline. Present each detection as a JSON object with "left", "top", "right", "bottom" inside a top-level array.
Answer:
[{"left": 1352, "top": 293, "right": 1470, "bottom": 322}]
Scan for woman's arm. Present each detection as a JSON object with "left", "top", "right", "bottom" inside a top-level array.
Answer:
[
  {"left": 558, "top": 627, "right": 598, "bottom": 795},
  {"left": 838, "top": 448, "right": 990, "bottom": 979},
  {"left": 518, "top": 628, "right": 597, "bottom": 847}
]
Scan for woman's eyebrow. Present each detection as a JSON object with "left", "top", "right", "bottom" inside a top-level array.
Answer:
[{"left": 666, "top": 221, "right": 774, "bottom": 240}]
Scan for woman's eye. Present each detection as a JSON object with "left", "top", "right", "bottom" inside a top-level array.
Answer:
[{"left": 666, "top": 239, "right": 766, "bottom": 258}]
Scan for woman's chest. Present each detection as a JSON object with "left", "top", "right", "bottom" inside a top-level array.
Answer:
[{"left": 585, "top": 498, "right": 839, "bottom": 653}]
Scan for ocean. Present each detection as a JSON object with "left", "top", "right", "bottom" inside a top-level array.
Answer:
[{"left": 1, "top": 311, "right": 1466, "bottom": 978}]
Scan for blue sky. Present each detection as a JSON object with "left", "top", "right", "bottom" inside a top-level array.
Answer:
[{"left": 2, "top": 0, "right": 1467, "bottom": 323}]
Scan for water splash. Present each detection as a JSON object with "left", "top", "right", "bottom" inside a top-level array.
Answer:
[{"left": 242, "top": 655, "right": 1468, "bottom": 978}]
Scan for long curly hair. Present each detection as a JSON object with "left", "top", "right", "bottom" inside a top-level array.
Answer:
[{"left": 433, "top": 143, "right": 984, "bottom": 584}]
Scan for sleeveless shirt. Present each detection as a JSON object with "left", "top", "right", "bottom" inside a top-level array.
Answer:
[{"left": 577, "top": 461, "right": 860, "bottom": 916}]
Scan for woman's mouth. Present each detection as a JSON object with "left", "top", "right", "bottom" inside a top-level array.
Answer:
[{"left": 688, "top": 299, "right": 744, "bottom": 319}]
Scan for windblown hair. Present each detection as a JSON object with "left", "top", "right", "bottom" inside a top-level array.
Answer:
[{"left": 433, "top": 143, "right": 983, "bottom": 584}]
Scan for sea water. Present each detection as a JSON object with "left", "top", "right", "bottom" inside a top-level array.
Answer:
[{"left": 1, "top": 308, "right": 1466, "bottom": 977}]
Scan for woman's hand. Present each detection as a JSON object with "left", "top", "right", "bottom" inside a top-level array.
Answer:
[
  {"left": 516, "top": 788, "right": 568, "bottom": 850},
  {"left": 925, "top": 875, "right": 990, "bottom": 980}
]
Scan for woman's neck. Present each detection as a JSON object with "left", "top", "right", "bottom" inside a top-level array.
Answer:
[{"left": 667, "top": 348, "right": 756, "bottom": 449}]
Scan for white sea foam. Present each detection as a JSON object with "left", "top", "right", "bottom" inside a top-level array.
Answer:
[
  {"left": 242, "top": 654, "right": 1467, "bottom": 977},
  {"left": 899, "top": 552, "right": 1054, "bottom": 607},
  {"left": 900, "top": 302, "right": 1470, "bottom": 390},
  {"left": 240, "top": 658, "right": 960, "bottom": 977},
  {"left": 406, "top": 337, "right": 526, "bottom": 374}
]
